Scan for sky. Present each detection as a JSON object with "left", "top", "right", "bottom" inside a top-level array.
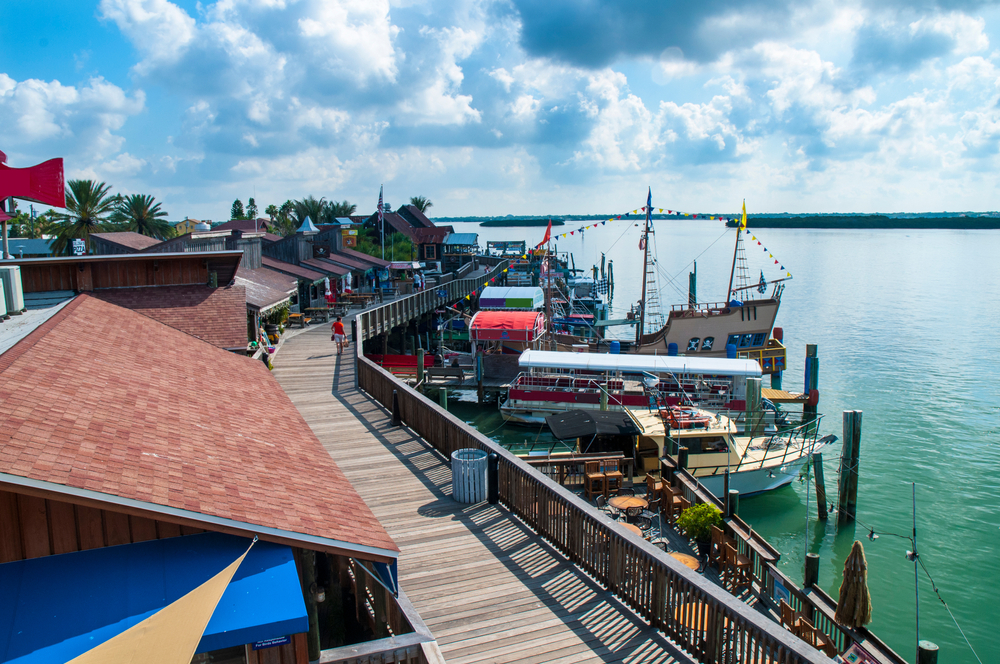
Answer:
[{"left": 2, "top": 0, "right": 1000, "bottom": 219}]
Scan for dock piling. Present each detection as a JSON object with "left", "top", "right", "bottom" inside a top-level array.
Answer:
[
  {"left": 438, "top": 387, "right": 448, "bottom": 410},
  {"left": 727, "top": 490, "right": 739, "bottom": 518},
  {"left": 677, "top": 446, "right": 689, "bottom": 470},
  {"left": 917, "top": 641, "right": 939, "bottom": 664},
  {"left": 476, "top": 350, "right": 484, "bottom": 404},
  {"left": 803, "top": 344, "right": 819, "bottom": 430},
  {"left": 813, "top": 453, "right": 828, "bottom": 520},
  {"left": 600, "top": 383, "right": 608, "bottom": 411},
  {"left": 416, "top": 348, "right": 425, "bottom": 389},
  {"left": 804, "top": 552, "right": 820, "bottom": 587},
  {"left": 837, "top": 410, "right": 863, "bottom": 523},
  {"left": 487, "top": 453, "right": 499, "bottom": 504}
]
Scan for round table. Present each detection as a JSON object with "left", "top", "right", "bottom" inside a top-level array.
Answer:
[
  {"left": 608, "top": 496, "right": 648, "bottom": 511},
  {"left": 619, "top": 523, "right": 644, "bottom": 537},
  {"left": 670, "top": 552, "right": 700, "bottom": 570}
]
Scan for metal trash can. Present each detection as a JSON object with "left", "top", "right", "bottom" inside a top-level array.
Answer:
[{"left": 451, "top": 449, "right": 488, "bottom": 503}]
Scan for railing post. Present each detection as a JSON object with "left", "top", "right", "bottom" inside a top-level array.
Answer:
[
  {"left": 487, "top": 453, "right": 499, "bottom": 504},
  {"left": 391, "top": 389, "right": 401, "bottom": 426},
  {"left": 677, "top": 446, "right": 689, "bottom": 470}
]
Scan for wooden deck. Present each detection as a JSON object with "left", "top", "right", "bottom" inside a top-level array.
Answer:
[{"left": 273, "top": 326, "right": 694, "bottom": 664}]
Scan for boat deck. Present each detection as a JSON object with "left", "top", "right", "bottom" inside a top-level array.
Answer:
[{"left": 272, "top": 325, "right": 694, "bottom": 664}]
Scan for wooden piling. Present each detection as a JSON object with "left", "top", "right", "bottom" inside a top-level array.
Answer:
[
  {"left": 813, "top": 453, "right": 828, "bottom": 520},
  {"left": 837, "top": 410, "right": 863, "bottom": 523},
  {"left": 677, "top": 446, "right": 689, "bottom": 470},
  {"left": 416, "top": 348, "right": 425, "bottom": 388},
  {"left": 391, "top": 389, "right": 401, "bottom": 426},
  {"left": 803, "top": 344, "right": 819, "bottom": 429},
  {"left": 917, "top": 641, "right": 939, "bottom": 664},
  {"left": 804, "top": 553, "right": 820, "bottom": 587},
  {"left": 438, "top": 387, "right": 448, "bottom": 410},
  {"left": 727, "top": 490, "right": 739, "bottom": 518},
  {"left": 600, "top": 383, "right": 609, "bottom": 411}
]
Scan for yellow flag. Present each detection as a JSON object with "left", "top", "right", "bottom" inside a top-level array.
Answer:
[{"left": 739, "top": 199, "right": 747, "bottom": 231}]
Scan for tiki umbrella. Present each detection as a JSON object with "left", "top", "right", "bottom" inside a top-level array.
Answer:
[{"left": 835, "top": 540, "right": 873, "bottom": 627}]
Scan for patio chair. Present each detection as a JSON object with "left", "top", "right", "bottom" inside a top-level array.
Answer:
[
  {"left": 599, "top": 459, "right": 624, "bottom": 497},
  {"left": 584, "top": 461, "right": 606, "bottom": 501},
  {"left": 708, "top": 525, "right": 729, "bottom": 570},
  {"left": 635, "top": 516, "right": 653, "bottom": 533},
  {"left": 723, "top": 542, "right": 752, "bottom": 591},
  {"left": 646, "top": 474, "right": 663, "bottom": 500},
  {"left": 595, "top": 494, "right": 619, "bottom": 519}
]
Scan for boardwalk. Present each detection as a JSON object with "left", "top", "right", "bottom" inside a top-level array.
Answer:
[{"left": 273, "top": 325, "right": 694, "bottom": 664}]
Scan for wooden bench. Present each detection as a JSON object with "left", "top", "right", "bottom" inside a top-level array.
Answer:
[
  {"left": 389, "top": 367, "right": 420, "bottom": 380},
  {"left": 426, "top": 367, "right": 465, "bottom": 383},
  {"left": 287, "top": 313, "right": 310, "bottom": 328}
]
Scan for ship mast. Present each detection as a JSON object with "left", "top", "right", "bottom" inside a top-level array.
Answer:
[
  {"left": 727, "top": 199, "right": 748, "bottom": 299},
  {"left": 637, "top": 188, "right": 653, "bottom": 345}
]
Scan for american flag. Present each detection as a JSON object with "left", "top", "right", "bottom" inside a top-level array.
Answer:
[{"left": 377, "top": 185, "right": 384, "bottom": 230}]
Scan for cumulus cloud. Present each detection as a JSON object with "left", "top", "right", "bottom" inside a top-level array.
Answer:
[{"left": 0, "top": 74, "right": 145, "bottom": 163}]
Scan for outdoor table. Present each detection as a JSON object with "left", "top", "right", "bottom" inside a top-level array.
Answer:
[
  {"left": 609, "top": 496, "right": 648, "bottom": 521},
  {"left": 305, "top": 307, "right": 331, "bottom": 322},
  {"left": 619, "top": 522, "right": 644, "bottom": 538},
  {"left": 670, "top": 552, "right": 700, "bottom": 570},
  {"left": 287, "top": 313, "right": 306, "bottom": 328}
]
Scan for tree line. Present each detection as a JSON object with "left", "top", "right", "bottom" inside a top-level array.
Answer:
[
  {"left": 7, "top": 181, "right": 435, "bottom": 256},
  {"left": 8, "top": 179, "right": 172, "bottom": 254}
]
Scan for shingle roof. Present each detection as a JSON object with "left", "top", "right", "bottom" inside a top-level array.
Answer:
[
  {"left": 338, "top": 248, "right": 390, "bottom": 268},
  {"left": 91, "top": 285, "right": 248, "bottom": 349},
  {"left": 0, "top": 295, "right": 398, "bottom": 557},
  {"left": 261, "top": 257, "right": 326, "bottom": 283},
  {"left": 91, "top": 232, "right": 163, "bottom": 251},
  {"left": 213, "top": 218, "right": 273, "bottom": 233},
  {"left": 302, "top": 258, "right": 350, "bottom": 276},
  {"left": 235, "top": 266, "right": 296, "bottom": 312}
]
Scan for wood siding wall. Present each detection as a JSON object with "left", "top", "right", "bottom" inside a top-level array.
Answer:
[
  {"left": 0, "top": 489, "right": 204, "bottom": 564},
  {"left": 19, "top": 258, "right": 210, "bottom": 293}
]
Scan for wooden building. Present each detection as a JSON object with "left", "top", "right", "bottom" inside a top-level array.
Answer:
[{"left": 0, "top": 294, "right": 440, "bottom": 662}]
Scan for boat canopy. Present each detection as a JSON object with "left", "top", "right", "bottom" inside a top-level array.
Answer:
[
  {"left": 479, "top": 286, "right": 545, "bottom": 310},
  {"left": 518, "top": 350, "right": 762, "bottom": 377},
  {"left": 470, "top": 311, "right": 546, "bottom": 342},
  {"left": 545, "top": 410, "right": 642, "bottom": 440}
]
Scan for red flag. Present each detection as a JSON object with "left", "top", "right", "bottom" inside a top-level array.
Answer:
[{"left": 536, "top": 219, "right": 552, "bottom": 248}]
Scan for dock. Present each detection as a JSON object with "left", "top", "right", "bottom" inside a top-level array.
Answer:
[{"left": 273, "top": 325, "right": 694, "bottom": 663}]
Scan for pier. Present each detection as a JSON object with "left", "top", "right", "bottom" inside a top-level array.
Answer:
[{"left": 273, "top": 325, "right": 694, "bottom": 663}]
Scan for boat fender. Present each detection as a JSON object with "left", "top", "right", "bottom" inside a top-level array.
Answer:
[{"left": 807, "top": 389, "right": 820, "bottom": 406}]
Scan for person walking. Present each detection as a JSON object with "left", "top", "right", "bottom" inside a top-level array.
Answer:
[{"left": 331, "top": 316, "right": 347, "bottom": 355}]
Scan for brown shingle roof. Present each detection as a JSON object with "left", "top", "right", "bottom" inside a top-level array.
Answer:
[
  {"left": 91, "top": 232, "right": 163, "bottom": 251},
  {"left": 213, "top": 218, "right": 273, "bottom": 233},
  {"left": 302, "top": 258, "right": 350, "bottom": 276},
  {"left": 261, "top": 257, "right": 326, "bottom": 282},
  {"left": 91, "top": 285, "right": 248, "bottom": 349},
  {"left": 236, "top": 266, "right": 296, "bottom": 312},
  {"left": 0, "top": 295, "right": 398, "bottom": 557},
  {"left": 338, "top": 248, "right": 390, "bottom": 268}
]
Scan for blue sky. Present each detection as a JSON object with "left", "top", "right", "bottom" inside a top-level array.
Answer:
[{"left": 3, "top": 0, "right": 1000, "bottom": 219}]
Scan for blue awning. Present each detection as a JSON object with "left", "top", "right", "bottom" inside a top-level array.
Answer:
[{"left": 0, "top": 532, "right": 308, "bottom": 663}]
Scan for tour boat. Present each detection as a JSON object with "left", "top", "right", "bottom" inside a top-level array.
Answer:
[
  {"left": 631, "top": 406, "right": 834, "bottom": 497},
  {"left": 500, "top": 350, "right": 765, "bottom": 426}
]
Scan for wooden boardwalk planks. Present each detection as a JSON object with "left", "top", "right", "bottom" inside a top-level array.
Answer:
[{"left": 272, "top": 326, "right": 693, "bottom": 664}]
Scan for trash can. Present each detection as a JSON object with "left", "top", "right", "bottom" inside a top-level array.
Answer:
[{"left": 451, "top": 449, "right": 488, "bottom": 503}]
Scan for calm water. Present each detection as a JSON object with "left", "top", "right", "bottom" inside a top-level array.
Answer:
[{"left": 446, "top": 219, "right": 1000, "bottom": 664}]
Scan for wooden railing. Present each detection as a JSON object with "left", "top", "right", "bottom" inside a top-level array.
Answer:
[
  {"left": 525, "top": 453, "right": 635, "bottom": 490},
  {"left": 354, "top": 302, "right": 830, "bottom": 663},
  {"left": 661, "top": 456, "right": 908, "bottom": 664},
  {"left": 355, "top": 261, "right": 510, "bottom": 344}
]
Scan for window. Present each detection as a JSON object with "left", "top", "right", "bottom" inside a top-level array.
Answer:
[
  {"left": 701, "top": 337, "right": 714, "bottom": 351},
  {"left": 424, "top": 244, "right": 436, "bottom": 259},
  {"left": 686, "top": 337, "right": 700, "bottom": 351},
  {"left": 752, "top": 332, "right": 766, "bottom": 347},
  {"left": 726, "top": 334, "right": 739, "bottom": 348},
  {"left": 739, "top": 334, "right": 753, "bottom": 347},
  {"left": 310, "top": 284, "right": 318, "bottom": 301}
]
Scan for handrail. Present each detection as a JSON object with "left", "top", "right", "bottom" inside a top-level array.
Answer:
[
  {"left": 353, "top": 274, "right": 831, "bottom": 664},
  {"left": 661, "top": 456, "right": 907, "bottom": 664}
]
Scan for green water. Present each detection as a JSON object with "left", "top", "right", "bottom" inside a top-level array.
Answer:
[{"left": 447, "top": 219, "right": 1000, "bottom": 664}]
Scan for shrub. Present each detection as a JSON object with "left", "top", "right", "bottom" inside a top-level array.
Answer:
[{"left": 677, "top": 502, "right": 723, "bottom": 543}]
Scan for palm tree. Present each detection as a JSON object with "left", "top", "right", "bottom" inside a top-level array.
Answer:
[
  {"left": 116, "top": 194, "right": 173, "bottom": 239},
  {"left": 409, "top": 196, "right": 433, "bottom": 213},
  {"left": 327, "top": 200, "right": 357, "bottom": 218},
  {"left": 293, "top": 196, "right": 326, "bottom": 228},
  {"left": 49, "top": 179, "right": 117, "bottom": 254}
]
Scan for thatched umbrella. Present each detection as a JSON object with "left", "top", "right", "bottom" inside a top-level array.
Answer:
[{"left": 835, "top": 540, "right": 873, "bottom": 627}]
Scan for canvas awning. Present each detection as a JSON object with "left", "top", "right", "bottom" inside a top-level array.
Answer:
[
  {"left": 518, "top": 350, "right": 762, "bottom": 377},
  {"left": 478, "top": 286, "right": 544, "bottom": 310},
  {"left": 545, "top": 410, "right": 642, "bottom": 440},
  {"left": 0, "top": 532, "right": 308, "bottom": 663},
  {"left": 388, "top": 261, "right": 421, "bottom": 269},
  {"left": 469, "top": 311, "right": 545, "bottom": 342}
]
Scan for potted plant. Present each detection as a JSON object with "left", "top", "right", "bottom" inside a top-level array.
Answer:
[{"left": 677, "top": 502, "right": 723, "bottom": 557}]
